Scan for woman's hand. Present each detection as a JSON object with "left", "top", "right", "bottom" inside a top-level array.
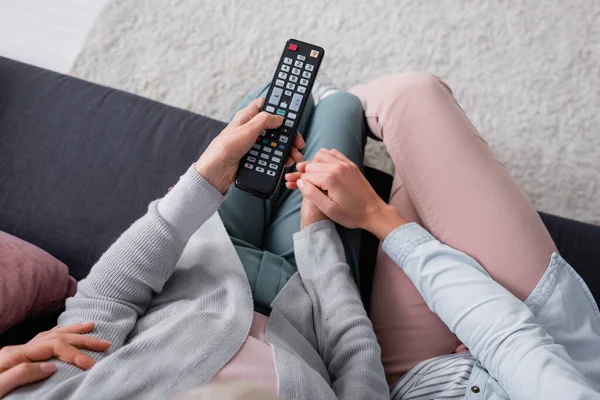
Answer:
[
  {"left": 285, "top": 148, "right": 406, "bottom": 240},
  {"left": 195, "top": 98, "right": 305, "bottom": 193},
  {"left": 300, "top": 197, "right": 328, "bottom": 229},
  {"left": 0, "top": 323, "right": 111, "bottom": 398}
]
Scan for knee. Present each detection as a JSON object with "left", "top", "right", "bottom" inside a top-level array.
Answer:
[
  {"left": 384, "top": 72, "right": 452, "bottom": 100},
  {"left": 322, "top": 91, "right": 364, "bottom": 114}
]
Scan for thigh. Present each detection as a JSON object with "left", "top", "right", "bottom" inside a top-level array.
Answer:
[
  {"left": 350, "top": 73, "right": 558, "bottom": 384},
  {"left": 263, "top": 92, "right": 366, "bottom": 281},
  {"left": 219, "top": 84, "right": 316, "bottom": 248}
]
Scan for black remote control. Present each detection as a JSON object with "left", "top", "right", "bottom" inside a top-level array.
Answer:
[{"left": 235, "top": 39, "right": 325, "bottom": 198}]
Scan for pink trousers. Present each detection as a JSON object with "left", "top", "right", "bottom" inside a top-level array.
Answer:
[{"left": 349, "top": 73, "right": 558, "bottom": 386}]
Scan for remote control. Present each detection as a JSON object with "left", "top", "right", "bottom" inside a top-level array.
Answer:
[{"left": 235, "top": 39, "right": 325, "bottom": 198}]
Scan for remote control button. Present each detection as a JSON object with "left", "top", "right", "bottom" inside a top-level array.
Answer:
[
  {"left": 249, "top": 150, "right": 259, "bottom": 156},
  {"left": 259, "top": 130, "right": 266, "bottom": 137},
  {"left": 278, "top": 72, "right": 288, "bottom": 80},
  {"left": 278, "top": 144, "right": 285, "bottom": 149},
  {"left": 256, "top": 167, "right": 265, "bottom": 173},
  {"left": 300, "top": 78, "right": 309, "bottom": 86},
  {"left": 261, "top": 153, "right": 270, "bottom": 160},
  {"left": 292, "top": 68, "right": 301, "bottom": 75},
  {"left": 277, "top": 109, "right": 286, "bottom": 116},
  {"left": 294, "top": 60, "right": 304, "bottom": 68},
  {"left": 288, "top": 112, "right": 297, "bottom": 120},
  {"left": 247, "top": 156, "right": 256, "bottom": 163},
  {"left": 269, "top": 163, "right": 278, "bottom": 170},
  {"left": 271, "top": 142, "right": 277, "bottom": 147},
  {"left": 283, "top": 57, "right": 292, "bottom": 65},
  {"left": 279, "top": 126, "right": 291, "bottom": 134},
  {"left": 284, "top": 90, "right": 293, "bottom": 96},
  {"left": 265, "top": 105, "right": 275, "bottom": 113},
  {"left": 281, "top": 65, "right": 290, "bottom": 72},
  {"left": 297, "top": 86, "right": 306, "bottom": 94},
  {"left": 290, "top": 93, "right": 303, "bottom": 112},
  {"left": 268, "top": 87, "right": 283, "bottom": 105},
  {"left": 302, "top": 71, "right": 311, "bottom": 79},
  {"left": 263, "top": 146, "right": 272, "bottom": 153},
  {"left": 297, "top": 54, "right": 306, "bottom": 61},
  {"left": 285, "top": 120, "right": 294, "bottom": 127},
  {"left": 244, "top": 163, "right": 254, "bottom": 170},
  {"left": 280, "top": 101, "right": 288, "bottom": 109},
  {"left": 272, "top": 157, "right": 281, "bottom": 163},
  {"left": 275, "top": 79, "right": 284, "bottom": 87},
  {"left": 279, "top": 136, "right": 289, "bottom": 144},
  {"left": 286, "top": 82, "right": 295, "bottom": 90},
  {"left": 267, "top": 170, "right": 276, "bottom": 177},
  {"left": 253, "top": 144, "right": 261, "bottom": 150},
  {"left": 310, "top": 49, "right": 319, "bottom": 58},
  {"left": 305, "top": 64, "right": 314, "bottom": 71},
  {"left": 288, "top": 43, "right": 298, "bottom": 51},
  {"left": 262, "top": 139, "right": 270, "bottom": 145},
  {"left": 274, "top": 150, "right": 283, "bottom": 157},
  {"left": 258, "top": 160, "right": 267, "bottom": 166},
  {"left": 289, "top": 75, "right": 298, "bottom": 83}
]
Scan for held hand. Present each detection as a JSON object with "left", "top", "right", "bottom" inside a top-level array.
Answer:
[
  {"left": 285, "top": 149, "right": 406, "bottom": 240},
  {"left": 0, "top": 323, "right": 111, "bottom": 398},
  {"left": 300, "top": 197, "right": 328, "bottom": 229},
  {"left": 195, "top": 98, "right": 306, "bottom": 193}
]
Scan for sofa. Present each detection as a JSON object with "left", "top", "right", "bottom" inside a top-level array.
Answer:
[{"left": 1, "top": 56, "right": 599, "bottom": 348}]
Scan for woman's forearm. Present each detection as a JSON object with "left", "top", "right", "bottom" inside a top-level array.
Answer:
[
  {"left": 383, "top": 223, "right": 598, "bottom": 400},
  {"left": 293, "top": 221, "right": 389, "bottom": 400},
  {"left": 58, "top": 166, "right": 225, "bottom": 352}
]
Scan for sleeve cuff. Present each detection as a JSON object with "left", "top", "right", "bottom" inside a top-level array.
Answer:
[
  {"left": 293, "top": 219, "right": 346, "bottom": 281},
  {"left": 382, "top": 222, "right": 436, "bottom": 267},
  {"left": 157, "top": 165, "right": 226, "bottom": 240}
]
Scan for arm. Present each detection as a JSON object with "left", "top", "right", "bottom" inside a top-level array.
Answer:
[
  {"left": 293, "top": 220, "right": 389, "bottom": 400},
  {"left": 384, "top": 223, "right": 599, "bottom": 400},
  {"left": 58, "top": 166, "right": 224, "bottom": 353}
]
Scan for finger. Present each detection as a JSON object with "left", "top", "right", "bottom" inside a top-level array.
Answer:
[
  {"left": 304, "top": 162, "right": 337, "bottom": 173},
  {"left": 285, "top": 171, "right": 302, "bottom": 183},
  {"left": 0, "top": 362, "right": 56, "bottom": 398},
  {"left": 237, "top": 111, "right": 283, "bottom": 139},
  {"left": 285, "top": 182, "right": 298, "bottom": 190},
  {"left": 290, "top": 147, "right": 303, "bottom": 163},
  {"left": 60, "top": 334, "right": 111, "bottom": 352},
  {"left": 49, "top": 323, "right": 95, "bottom": 335},
  {"left": 296, "top": 179, "right": 334, "bottom": 214},
  {"left": 314, "top": 149, "right": 343, "bottom": 164},
  {"left": 230, "top": 98, "right": 264, "bottom": 128},
  {"left": 53, "top": 342, "right": 97, "bottom": 370},
  {"left": 295, "top": 161, "right": 310, "bottom": 173},
  {"left": 299, "top": 172, "right": 331, "bottom": 191},
  {"left": 284, "top": 158, "right": 294, "bottom": 168},
  {"left": 294, "top": 133, "right": 305, "bottom": 150},
  {"left": 328, "top": 148, "right": 352, "bottom": 163}
]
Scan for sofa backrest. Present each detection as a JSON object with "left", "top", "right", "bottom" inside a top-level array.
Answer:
[{"left": 0, "top": 57, "right": 225, "bottom": 280}]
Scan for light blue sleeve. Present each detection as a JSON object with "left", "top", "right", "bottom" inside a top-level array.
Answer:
[{"left": 383, "top": 223, "right": 600, "bottom": 400}]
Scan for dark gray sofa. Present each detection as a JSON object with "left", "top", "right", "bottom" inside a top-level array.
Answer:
[{"left": 1, "top": 56, "right": 599, "bottom": 347}]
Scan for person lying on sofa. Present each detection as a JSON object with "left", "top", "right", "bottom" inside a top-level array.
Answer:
[
  {"left": 283, "top": 73, "right": 600, "bottom": 400},
  {"left": 3, "top": 85, "right": 390, "bottom": 399}
]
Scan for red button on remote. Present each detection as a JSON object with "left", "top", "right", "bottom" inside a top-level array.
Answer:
[{"left": 288, "top": 43, "right": 298, "bottom": 51}]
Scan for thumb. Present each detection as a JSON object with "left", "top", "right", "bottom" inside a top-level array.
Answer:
[
  {"left": 237, "top": 111, "right": 284, "bottom": 140},
  {"left": 297, "top": 179, "right": 333, "bottom": 215},
  {"left": 0, "top": 362, "right": 56, "bottom": 397}
]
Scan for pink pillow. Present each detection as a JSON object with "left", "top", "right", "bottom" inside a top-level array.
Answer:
[{"left": 0, "top": 231, "right": 77, "bottom": 334}]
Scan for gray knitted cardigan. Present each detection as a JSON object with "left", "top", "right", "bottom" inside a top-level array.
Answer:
[{"left": 8, "top": 166, "right": 388, "bottom": 400}]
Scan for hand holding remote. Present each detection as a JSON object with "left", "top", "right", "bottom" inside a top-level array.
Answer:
[{"left": 195, "top": 98, "right": 305, "bottom": 194}]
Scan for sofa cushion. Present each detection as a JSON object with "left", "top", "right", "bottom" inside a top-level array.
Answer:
[
  {"left": 0, "top": 231, "right": 76, "bottom": 333},
  {"left": 0, "top": 56, "right": 226, "bottom": 281}
]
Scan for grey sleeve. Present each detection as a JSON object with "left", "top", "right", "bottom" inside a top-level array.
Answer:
[
  {"left": 293, "top": 220, "right": 389, "bottom": 400},
  {"left": 58, "top": 165, "right": 224, "bottom": 356}
]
